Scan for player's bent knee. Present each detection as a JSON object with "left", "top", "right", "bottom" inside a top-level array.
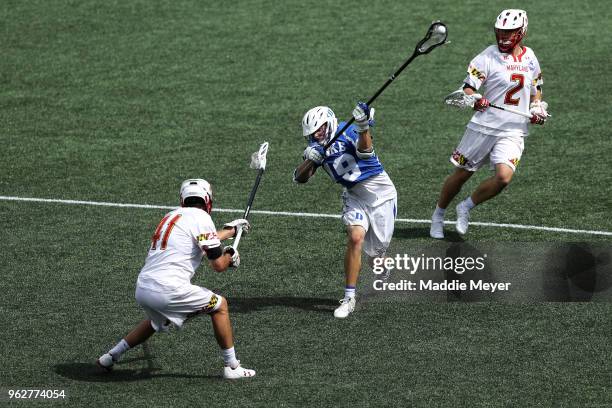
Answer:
[
  {"left": 495, "top": 172, "right": 513, "bottom": 186},
  {"left": 347, "top": 228, "right": 365, "bottom": 247}
]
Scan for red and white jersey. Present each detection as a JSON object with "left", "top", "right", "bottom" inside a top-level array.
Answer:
[
  {"left": 464, "top": 45, "right": 543, "bottom": 137},
  {"left": 137, "top": 207, "right": 221, "bottom": 291}
]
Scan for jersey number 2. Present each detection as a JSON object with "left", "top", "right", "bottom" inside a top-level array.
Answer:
[
  {"left": 151, "top": 214, "right": 182, "bottom": 250},
  {"left": 504, "top": 73, "right": 524, "bottom": 106}
]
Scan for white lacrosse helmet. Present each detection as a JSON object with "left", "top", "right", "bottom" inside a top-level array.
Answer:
[
  {"left": 179, "top": 179, "right": 213, "bottom": 213},
  {"left": 301, "top": 106, "right": 338, "bottom": 145},
  {"left": 494, "top": 9, "right": 528, "bottom": 52}
]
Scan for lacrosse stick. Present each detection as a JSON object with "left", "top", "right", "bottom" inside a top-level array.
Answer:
[
  {"left": 444, "top": 89, "right": 533, "bottom": 119},
  {"left": 232, "top": 141, "right": 269, "bottom": 250},
  {"left": 324, "top": 21, "right": 448, "bottom": 150}
]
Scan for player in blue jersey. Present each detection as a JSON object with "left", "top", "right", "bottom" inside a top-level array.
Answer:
[{"left": 293, "top": 103, "right": 397, "bottom": 318}]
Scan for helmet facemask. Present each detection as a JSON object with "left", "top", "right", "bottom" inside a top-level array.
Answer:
[{"left": 495, "top": 27, "right": 525, "bottom": 53}]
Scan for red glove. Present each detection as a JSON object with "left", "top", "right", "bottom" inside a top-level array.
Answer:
[
  {"left": 530, "top": 114, "right": 546, "bottom": 125},
  {"left": 473, "top": 98, "right": 490, "bottom": 112}
]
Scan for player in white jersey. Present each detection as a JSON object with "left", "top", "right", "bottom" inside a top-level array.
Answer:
[
  {"left": 430, "top": 9, "right": 550, "bottom": 239},
  {"left": 294, "top": 102, "right": 397, "bottom": 318},
  {"left": 97, "top": 179, "right": 256, "bottom": 379}
]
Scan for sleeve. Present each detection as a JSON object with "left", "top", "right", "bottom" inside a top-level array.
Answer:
[
  {"left": 463, "top": 51, "right": 488, "bottom": 90},
  {"left": 190, "top": 214, "right": 221, "bottom": 254},
  {"left": 530, "top": 54, "right": 543, "bottom": 95},
  {"left": 345, "top": 125, "right": 360, "bottom": 148}
]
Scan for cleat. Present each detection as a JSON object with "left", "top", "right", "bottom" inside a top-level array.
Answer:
[
  {"left": 223, "top": 364, "right": 256, "bottom": 379},
  {"left": 456, "top": 202, "right": 470, "bottom": 235},
  {"left": 430, "top": 217, "right": 445, "bottom": 239},
  {"left": 333, "top": 297, "right": 356, "bottom": 319},
  {"left": 96, "top": 353, "right": 115, "bottom": 372}
]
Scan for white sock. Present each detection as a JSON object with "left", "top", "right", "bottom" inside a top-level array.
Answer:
[
  {"left": 462, "top": 197, "right": 476, "bottom": 210},
  {"left": 433, "top": 205, "right": 446, "bottom": 219},
  {"left": 109, "top": 339, "right": 130, "bottom": 360},
  {"left": 222, "top": 347, "right": 240, "bottom": 369},
  {"left": 344, "top": 286, "right": 356, "bottom": 299}
]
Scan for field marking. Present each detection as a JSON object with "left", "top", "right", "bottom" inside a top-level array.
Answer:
[{"left": 1, "top": 195, "right": 611, "bottom": 237}]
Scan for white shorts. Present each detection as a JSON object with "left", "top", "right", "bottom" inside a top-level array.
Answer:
[
  {"left": 135, "top": 284, "right": 222, "bottom": 332},
  {"left": 450, "top": 128, "right": 524, "bottom": 172},
  {"left": 342, "top": 191, "right": 397, "bottom": 258}
]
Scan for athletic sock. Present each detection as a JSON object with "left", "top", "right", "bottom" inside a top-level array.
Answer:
[
  {"left": 462, "top": 197, "right": 476, "bottom": 210},
  {"left": 109, "top": 339, "right": 130, "bottom": 360},
  {"left": 433, "top": 205, "right": 446, "bottom": 219},
  {"left": 344, "top": 285, "right": 356, "bottom": 299},
  {"left": 222, "top": 347, "right": 240, "bottom": 369}
]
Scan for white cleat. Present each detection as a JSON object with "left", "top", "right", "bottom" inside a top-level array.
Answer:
[
  {"left": 456, "top": 202, "right": 470, "bottom": 235},
  {"left": 96, "top": 353, "right": 115, "bottom": 372},
  {"left": 430, "top": 217, "right": 445, "bottom": 239},
  {"left": 223, "top": 364, "right": 256, "bottom": 379},
  {"left": 333, "top": 297, "right": 356, "bottom": 319}
]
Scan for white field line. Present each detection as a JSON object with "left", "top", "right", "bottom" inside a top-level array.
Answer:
[{"left": 1, "top": 195, "right": 611, "bottom": 237}]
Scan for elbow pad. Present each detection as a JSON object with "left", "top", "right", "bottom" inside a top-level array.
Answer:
[{"left": 356, "top": 148, "right": 375, "bottom": 159}]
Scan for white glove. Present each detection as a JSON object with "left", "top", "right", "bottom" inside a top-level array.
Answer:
[
  {"left": 223, "top": 246, "right": 240, "bottom": 268},
  {"left": 224, "top": 218, "right": 250, "bottom": 235},
  {"left": 303, "top": 145, "right": 324, "bottom": 165},
  {"left": 529, "top": 100, "right": 550, "bottom": 118},
  {"left": 352, "top": 102, "right": 375, "bottom": 132}
]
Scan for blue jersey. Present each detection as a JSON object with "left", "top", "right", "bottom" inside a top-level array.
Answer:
[{"left": 319, "top": 122, "right": 385, "bottom": 189}]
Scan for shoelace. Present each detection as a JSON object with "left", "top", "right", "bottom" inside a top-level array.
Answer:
[{"left": 338, "top": 297, "right": 354, "bottom": 306}]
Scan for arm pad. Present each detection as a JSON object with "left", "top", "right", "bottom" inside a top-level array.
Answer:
[
  {"left": 356, "top": 148, "right": 375, "bottom": 159},
  {"left": 206, "top": 246, "right": 223, "bottom": 260}
]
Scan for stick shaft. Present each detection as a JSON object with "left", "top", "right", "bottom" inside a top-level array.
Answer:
[
  {"left": 324, "top": 52, "right": 418, "bottom": 150},
  {"left": 233, "top": 168, "right": 265, "bottom": 250},
  {"left": 366, "top": 53, "right": 418, "bottom": 106},
  {"left": 489, "top": 103, "right": 532, "bottom": 119},
  {"left": 243, "top": 169, "right": 264, "bottom": 220}
]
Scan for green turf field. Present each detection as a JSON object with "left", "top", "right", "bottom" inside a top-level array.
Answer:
[{"left": 1, "top": 1, "right": 611, "bottom": 406}]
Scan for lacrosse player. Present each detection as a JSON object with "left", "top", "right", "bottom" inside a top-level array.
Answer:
[
  {"left": 294, "top": 103, "right": 397, "bottom": 318},
  {"left": 430, "top": 9, "right": 550, "bottom": 238},
  {"left": 97, "top": 179, "right": 256, "bottom": 379}
]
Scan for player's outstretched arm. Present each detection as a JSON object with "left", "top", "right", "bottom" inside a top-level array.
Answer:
[
  {"left": 293, "top": 159, "right": 318, "bottom": 183},
  {"left": 353, "top": 102, "right": 375, "bottom": 157},
  {"left": 293, "top": 144, "right": 323, "bottom": 183},
  {"left": 217, "top": 219, "right": 250, "bottom": 241}
]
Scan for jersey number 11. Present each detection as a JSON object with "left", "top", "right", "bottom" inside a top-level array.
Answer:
[{"left": 151, "top": 214, "right": 182, "bottom": 250}]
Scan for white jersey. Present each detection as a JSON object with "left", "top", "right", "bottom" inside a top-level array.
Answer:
[
  {"left": 137, "top": 207, "right": 221, "bottom": 291},
  {"left": 346, "top": 171, "right": 397, "bottom": 207},
  {"left": 464, "top": 45, "right": 543, "bottom": 137}
]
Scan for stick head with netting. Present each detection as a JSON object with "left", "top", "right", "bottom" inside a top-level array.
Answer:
[
  {"left": 250, "top": 142, "right": 269, "bottom": 171},
  {"left": 416, "top": 21, "right": 449, "bottom": 54},
  {"left": 444, "top": 89, "right": 482, "bottom": 109}
]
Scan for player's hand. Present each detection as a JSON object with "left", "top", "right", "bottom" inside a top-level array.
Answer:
[
  {"left": 303, "top": 144, "right": 324, "bottom": 165},
  {"left": 473, "top": 97, "right": 490, "bottom": 112},
  {"left": 352, "top": 102, "right": 375, "bottom": 132},
  {"left": 223, "top": 246, "right": 240, "bottom": 268},
  {"left": 223, "top": 219, "right": 250, "bottom": 236},
  {"left": 529, "top": 100, "right": 550, "bottom": 125},
  {"left": 530, "top": 114, "right": 546, "bottom": 125}
]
